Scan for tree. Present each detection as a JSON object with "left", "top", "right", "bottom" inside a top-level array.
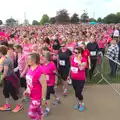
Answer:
[
  {"left": 32, "top": 20, "right": 39, "bottom": 25},
  {"left": 103, "top": 13, "right": 118, "bottom": 24},
  {"left": 40, "top": 14, "right": 49, "bottom": 25},
  {"left": 6, "top": 18, "right": 17, "bottom": 26},
  {"left": 70, "top": 13, "right": 79, "bottom": 23},
  {"left": 116, "top": 12, "right": 120, "bottom": 23},
  {"left": 97, "top": 17, "right": 102, "bottom": 22},
  {"left": 89, "top": 18, "right": 96, "bottom": 22},
  {"left": 56, "top": 9, "right": 70, "bottom": 23},
  {"left": 49, "top": 17, "right": 56, "bottom": 24},
  {"left": 80, "top": 10, "right": 89, "bottom": 22},
  {"left": 0, "top": 20, "right": 3, "bottom": 25}
]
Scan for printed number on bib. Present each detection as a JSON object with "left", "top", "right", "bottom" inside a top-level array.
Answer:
[
  {"left": 59, "top": 60, "right": 65, "bottom": 66},
  {"left": 90, "top": 51, "right": 96, "bottom": 56},
  {"left": 71, "top": 67, "right": 78, "bottom": 73}
]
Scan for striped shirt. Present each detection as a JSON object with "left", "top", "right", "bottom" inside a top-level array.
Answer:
[{"left": 107, "top": 44, "right": 119, "bottom": 61}]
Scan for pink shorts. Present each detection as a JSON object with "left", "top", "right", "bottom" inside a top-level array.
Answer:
[{"left": 28, "top": 100, "right": 43, "bottom": 120}]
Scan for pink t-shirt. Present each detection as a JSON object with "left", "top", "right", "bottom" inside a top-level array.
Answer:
[
  {"left": 22, "top": 44, "right": 31, "bottom": 55},
  {"left": 18, "top": 53, "right": 27, "bottom": 75},
  {"left": 43, "top": 61, "right": 56, "bottom": 86},
  {"left": 107, "top": 37, "right": 112, "bottom": 44},
  {"left": 97, "top": 39, "right": 106, "bottom": 48},
  {"left": 70, "top": 56, "right": 87, "bottom": 80},
  {"left": 26, "top": 65, "right": 43, "bottom": 100}
]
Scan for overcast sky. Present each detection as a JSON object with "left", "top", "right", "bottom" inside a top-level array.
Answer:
[{"left": 0, "top": 0, "right": 120, "bottom": 24}]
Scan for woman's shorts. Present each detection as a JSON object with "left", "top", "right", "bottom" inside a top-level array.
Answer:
[
  {"left": 3, "top": 80, "right": 18, "bottom": 100},
  {"left": 58, "top": 67, "right": 70, "bottom": 81}
]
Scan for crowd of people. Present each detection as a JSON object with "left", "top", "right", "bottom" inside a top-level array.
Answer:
[{"left": 0, "top": 24, "right": 119, "bottom": 120}]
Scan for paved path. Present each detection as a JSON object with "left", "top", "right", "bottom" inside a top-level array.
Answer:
[{"left": 0, "top": 85, "right": 120, "bottom": 120}]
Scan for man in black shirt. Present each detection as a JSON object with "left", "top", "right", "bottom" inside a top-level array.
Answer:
[{"left": 87, "top": 36, "right": 99, "bottom": 81}]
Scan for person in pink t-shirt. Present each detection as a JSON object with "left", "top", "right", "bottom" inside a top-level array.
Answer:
[
  {"left": 24, "top": 53, "right": 47, "bottom": 120},
  {"left": 70, "top": 47, "right": 87, "bottom": 112},
  {"left": 97, "top": 36, "right": 106, "bottom": 55},
  {"left": 42, "top": 52, "right": 60, "bottom": 116},
  {"left": 14, "top": 44, "right": 28, "bottom": 101},
  {"left": 22, "top": 38, "right": 31, "bottom": 55},
  {"left": 31, "top": 44, "right": 38, "bottom": 53}
]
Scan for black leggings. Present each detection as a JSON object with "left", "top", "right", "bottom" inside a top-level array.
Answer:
[
  {"left": 99, "top": 48, "right": 105, "bottom": 55},
  {"left": 72, "top": 79, "right": 85, "bottom": 101},
  {"left": 85, "top": 68, "right": 88, "bottom": 77},
  {"left": 3, "top": 80, "right": 18, "bottom": 100},
  {"left": 89, "top": 58, "right": 97, "bottom": 80},
  {"left": 46, "top": 86, "right": 55, "bottom": 100}
]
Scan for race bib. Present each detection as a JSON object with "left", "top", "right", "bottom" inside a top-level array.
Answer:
[
  {"left": 71, "top": 67, "right": 78, "bottom": 73},
  {"left": 26, "top": 75, "right": 33, "bottom": 94},
  {"left": 46, "top": 75, "right": 49, "bottom": 81},
  {"left": 90, "top": 51, "right": 96, "bottom": 56},
  {"left": 59, "top": 60, "right": 65, "bottom": 66}
]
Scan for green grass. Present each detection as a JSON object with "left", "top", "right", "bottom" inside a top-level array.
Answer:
[{"left": 88, "top": 57, "right": 120, "bottom": 84}]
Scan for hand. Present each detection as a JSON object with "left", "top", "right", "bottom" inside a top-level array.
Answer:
[
  {"left": 20, "top": 73, "right": 24, "bottom": 78},
  {"left": 23, "top": 90, "right": 28, "bottom": 96},
  {"left": 67, "top": 76, "right": 70, "bottom": 80},
  {"left": 42, "top": 98, "right": 46, "bottom": 107},
  {"left": 89, "top": 65, "right": 91, "bottom": 70}
]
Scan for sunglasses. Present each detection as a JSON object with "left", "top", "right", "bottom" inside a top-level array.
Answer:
[
  {"left": 74, "top": 51, "right": 79, "bottom": 54},
  {"left": 61, "top": 45, "right": 65, "bottom": 47}
]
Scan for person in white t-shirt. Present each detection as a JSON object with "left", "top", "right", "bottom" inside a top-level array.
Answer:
[{"left": 113, "top": 28, "right": 119, "bottom": 39}]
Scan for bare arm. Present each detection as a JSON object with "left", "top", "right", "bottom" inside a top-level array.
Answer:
[
  {"left": 21, "top": 56, "right": 28, "bottom": 77},
  {"left": 21, "top": 64, "right": 28, "bottom": 77},
  {"left": 39, "top": 74, "right": 47, "bottom": 99},
  {"left": 88, "top": 56, "right": 91, "bottom": 69},
  {"left": 1, "top": 65, "right": 8, "bottom": 80}
]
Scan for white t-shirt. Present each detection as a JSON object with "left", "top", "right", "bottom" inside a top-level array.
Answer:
[{"left": 113, "top": 30, "right": 119, "bottom": 37}]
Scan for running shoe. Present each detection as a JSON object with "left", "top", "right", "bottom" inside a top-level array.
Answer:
[
  {"left": 0, "top": 104, "right": 11, "bottom": 111},
  {"left": 43, "top": 109, "right": 50, "bottom": 116},
  {"left": 78, "top": 104, "right": 85, "bottom": 112},
  {"left": 53, "top": 98, "right": 61, "bottom": 106},
  {"left": 74, "top": 104, "right": 80, "bottom": 110},
  {"left": 63, "top": 89, "right": 68, "bottom": 96},
  {"left": 12, "top": 104, "right": 23, "bottom": 113}
]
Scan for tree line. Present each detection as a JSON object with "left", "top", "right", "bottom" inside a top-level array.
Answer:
[{"left": 1, "top": 9, "right": 120, "bottom": 26}]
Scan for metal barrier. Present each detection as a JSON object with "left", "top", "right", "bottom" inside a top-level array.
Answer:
[{"left": 95, "top": 53, "right": 120, "bottom": 96}]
